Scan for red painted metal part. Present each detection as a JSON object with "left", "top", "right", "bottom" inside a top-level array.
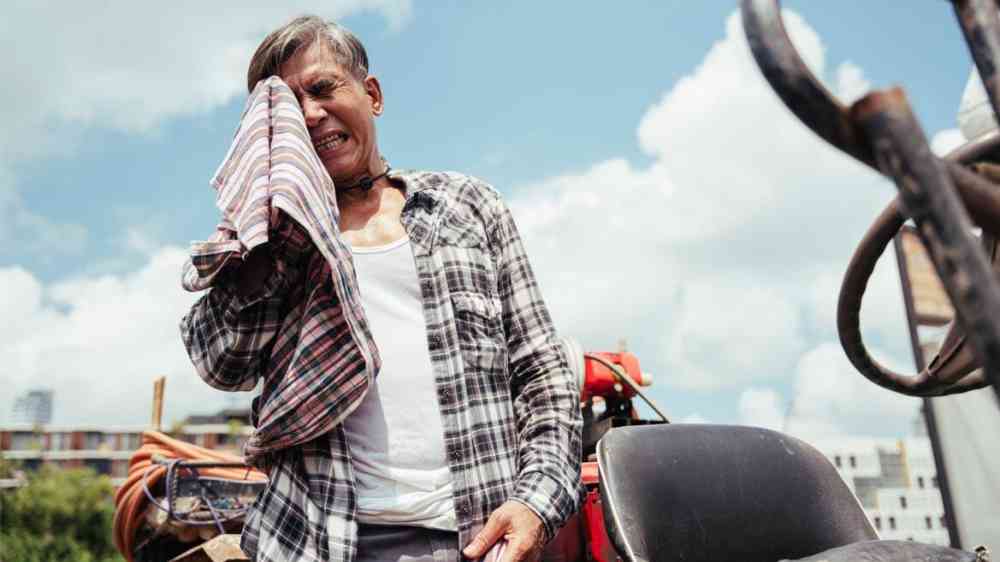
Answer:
[
  {"left": 580, "top": 461, "right": 617, "bottom": 562},
  {"left": 581, "top": 352, "right": 644, "bottom": 401}
]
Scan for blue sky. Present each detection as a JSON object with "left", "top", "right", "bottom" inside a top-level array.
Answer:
[{"left": 1, "top": 2, "right": 985, "bottom": 435}]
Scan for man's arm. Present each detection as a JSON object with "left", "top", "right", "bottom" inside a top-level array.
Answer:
[
  {"left": 179, "top": 245, "right": 288, "bottom": 392},
  {"left": 493, "top": 200, "right": 583, "bottom": 539},
  {"left": 465, "top": 193, "right": 583, "bottom": 562}
]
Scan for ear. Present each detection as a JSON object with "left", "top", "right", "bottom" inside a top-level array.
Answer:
[{"left": 364, "top": 75, "right": 384, "bottom": 116}]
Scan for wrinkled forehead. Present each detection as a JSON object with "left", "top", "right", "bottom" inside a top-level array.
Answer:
[{"left": 279, "top": 40, "right": 353, "bottom": 87}]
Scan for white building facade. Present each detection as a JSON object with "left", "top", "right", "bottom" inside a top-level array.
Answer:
[{"left": 814, "top": 437, "right": 950, "bottom": 545}]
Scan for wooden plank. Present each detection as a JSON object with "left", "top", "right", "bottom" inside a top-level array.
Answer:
[
  {"left": 151, "top": 377, "right": 166, "bottom": 431},
  {"left": 899, "top": 229, "right": 955, "bottom": 324},
  {"left": 169, "top": 534, "right": 248, "bottom": 562}
]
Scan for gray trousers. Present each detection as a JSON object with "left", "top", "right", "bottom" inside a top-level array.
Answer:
[{"left": 356, "top": 524, "right": 462, "bottom": 562}]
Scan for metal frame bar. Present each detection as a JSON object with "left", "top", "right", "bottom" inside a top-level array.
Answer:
[
  {"left": 893, "top": 227, "right": 963, "bottom": 548},
  {"left": 952, "top": 0, "right": 1000, "bottom": 125}
]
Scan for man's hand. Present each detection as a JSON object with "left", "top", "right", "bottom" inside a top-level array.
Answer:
[{"left": 462, "top": 501, "right": 545, "bottom": 562}]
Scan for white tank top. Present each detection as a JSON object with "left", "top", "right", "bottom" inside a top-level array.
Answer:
[{"left": 343, "top": 236, "right": 457, "bottom": 531}]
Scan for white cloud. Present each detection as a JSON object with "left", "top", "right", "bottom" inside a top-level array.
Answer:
[
  {"left": 0, "top": 249, "right": 242, "bottom": 425},
  {"left": 513, "top": 11, "right": 909, "bottom": 393},
  {"left": 735, "top": 345, "right": 921, "bottom": 440},
  {"left": 0, "top": 172, "right": 88, "bottom": 260},
  {"left": 0, "top": 267, "right": 46, "bottom": 344},
  {"left": 738, "top": 387, "right": 785, "bottom": 431},
  {"left": 784, "top": 342, "right": 921, "bottom": 439},
  {"left": 665, "top": 282, "right": 805, "bottom": 389},
  {"left": 931, "top": 128, "right": 966, "bottom": 157},
  {"left": 510, "top": 159, "right": 678, "bottom": 348},
  {"left": 1, "top": 1, "right": 410, "bottom": 158},
  {"left": 1, "top": 1, "right": 410, "bottom": 256},
  {"left": 124, "top": 225, "right": 164, "bottom": 255},
  {"left": 805, "top": 250, "right": 912, "bottom": 361},
  {"left": 835, "top": 61, "right": 872, "bottom": 105},
  {"left": 677, "top": 413, "right": 710, "bottom": 424}
]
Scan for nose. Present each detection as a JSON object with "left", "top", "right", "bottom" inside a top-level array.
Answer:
[{"left": 301, "top": 97, "right": 327, "bottom": 128}]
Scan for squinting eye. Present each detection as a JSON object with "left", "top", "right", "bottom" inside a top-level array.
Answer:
[{"left": 308, "top": 82, "right": 335, "bottom": 97}]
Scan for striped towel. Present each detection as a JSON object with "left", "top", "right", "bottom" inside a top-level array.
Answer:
[
  {"left": 182, "top": 76, "right": 351, "bottom": 293},
  {"left": 181, "top": 76, "right": 379, "bottom": 459}
]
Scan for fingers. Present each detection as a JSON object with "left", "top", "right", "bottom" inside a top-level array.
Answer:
[
  {"left": 463, "top": 509, "right": 508, "bottom": 559},
  {"left": 498, "top": 535, "right": 536, "bottom": 562}
]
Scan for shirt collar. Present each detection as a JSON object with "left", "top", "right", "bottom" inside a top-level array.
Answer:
[
  {"left": 387, "top": 169, "right": 443, "bottom": 255},
  {"left": 388, "top": 168, "right": 442, "bottom": 213}
]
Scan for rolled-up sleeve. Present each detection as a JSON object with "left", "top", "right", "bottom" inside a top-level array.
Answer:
[
  {"left": 179, "top": 265, "right": 289, "bottom": 392},
  {"left": 490, "top": 197, "right": 584, "bottom": 540}
]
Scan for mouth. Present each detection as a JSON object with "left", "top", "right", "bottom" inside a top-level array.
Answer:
[{"left": 313, "top": 131, "right": 349, "bottom": 153}]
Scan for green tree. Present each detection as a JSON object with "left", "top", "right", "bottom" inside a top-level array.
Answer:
[
  {"left": 0, "top": 465, "right": 125, "bottom": 562},
  {"left": 0, "top": 456, "right": 18, "bottom": 479}
]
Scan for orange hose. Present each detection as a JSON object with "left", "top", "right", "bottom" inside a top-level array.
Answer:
[{"left": 112, "top": 431, "right": 267, "bottom": 561}]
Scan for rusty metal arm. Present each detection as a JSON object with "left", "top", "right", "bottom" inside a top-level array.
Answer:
[
  {"left": 743, "top": 0, "right": 1000, "bottom": 399},
  {"left": 850, "top": 89, "right": 1000, "bottom": 401},
  {"left": 740, "top": 0, "right": 876, "bottom": 168},
  {"left": 741, "top": 0, "right": 1000, "bottom": 220},
  {"left": 952, "top": 0, "right": 1000, "bottom": 127}
]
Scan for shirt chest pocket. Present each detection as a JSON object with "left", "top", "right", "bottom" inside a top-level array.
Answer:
[
  {"left": 450, "top": 291, "right": 507, "bottom": 382},
  {"left": 433, "top": 212, "right": 499, "bottom": 298},
  {"left": 450, "top": 291, "right": 503, "bottom": 345}
]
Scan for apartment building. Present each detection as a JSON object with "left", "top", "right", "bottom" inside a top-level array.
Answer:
[
  {"left": 0, "top": 409, "right": 252, "bottom": 486},
  {"left": 814, "top": 436, "right": 949, "bottom": 545}
]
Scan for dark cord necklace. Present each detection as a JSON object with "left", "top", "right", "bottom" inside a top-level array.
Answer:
[{"left": 341, "top": 165, "right": 392, "bottom": 193}]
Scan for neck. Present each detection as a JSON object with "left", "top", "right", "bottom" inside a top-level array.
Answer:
[
  {"left": 335, "top": 157, "right": 391, "bottom": 206},
  {"left": 337, "top": 177, "right": 395, "bottom": 211}
]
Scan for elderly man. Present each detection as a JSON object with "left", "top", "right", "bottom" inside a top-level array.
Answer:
[{"left": 180, "top": 15, "right": 582, "bottom": 562}]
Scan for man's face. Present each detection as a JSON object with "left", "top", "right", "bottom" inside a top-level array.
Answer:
[{"left": 279, "top": 41, "right": 384, "bottom": 186}]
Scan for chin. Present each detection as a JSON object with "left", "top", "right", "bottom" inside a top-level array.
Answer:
[{"left": 321, "top": 160, "right": 354, "bottom": 184}]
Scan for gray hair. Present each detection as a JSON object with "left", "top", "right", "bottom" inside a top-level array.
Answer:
[{"left": 247, "top": 15, "right": 370, "bottom": 92}]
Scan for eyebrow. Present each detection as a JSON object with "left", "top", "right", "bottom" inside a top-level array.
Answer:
[{"left": 306, "top": 67, "right": 347, "bottom": 83}]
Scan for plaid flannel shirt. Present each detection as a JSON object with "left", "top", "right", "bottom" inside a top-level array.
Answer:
[{"left": 180, "top": 169, "right": 583, "bottom": 562}]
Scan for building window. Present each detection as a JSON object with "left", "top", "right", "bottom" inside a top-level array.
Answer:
[
  {"left": 123, "top": 433, "right": 141, "bottom": 451},
  {"left": 51, "top": 432, "right": 71, "bottom": 451},
  {"left": 834, "top": 455, "right": 842, "bottom": 468},
  {"left": 10, "top": 432, "right": 36, "bottom": 450},
  {"left": 889, "top": 517, "right": 897, "bottom": 530},
  {"left": 932, "top": 476, "right": 939, "bottom": 488},
  {"left": 940, "top": 515, "right": 947, "bottom": 529},
  {"left": 925, "top": 516, "right": 932, "bottom": 530},
  {"left": 84, "top": 432, "right": 103, "bottom": 450},
  {"left": 849, "top": 455, "right": 857, "bottom": 468},
  {"left": 899, "top": 496, "right": 907, "bottom": 509},
  {"left": 874, "top": 516, "right": 882, "bottom": 530},
  {"left": 917, "top": 476, "right": 925, "bottom": 489}
]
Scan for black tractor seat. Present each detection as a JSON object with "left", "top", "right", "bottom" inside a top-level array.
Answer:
[
  {"left": 597, "top": 424, "right": 978, "bottom": 562},
  {"left": 784, "top": 539, "right": 979, "bottom": 562}
]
